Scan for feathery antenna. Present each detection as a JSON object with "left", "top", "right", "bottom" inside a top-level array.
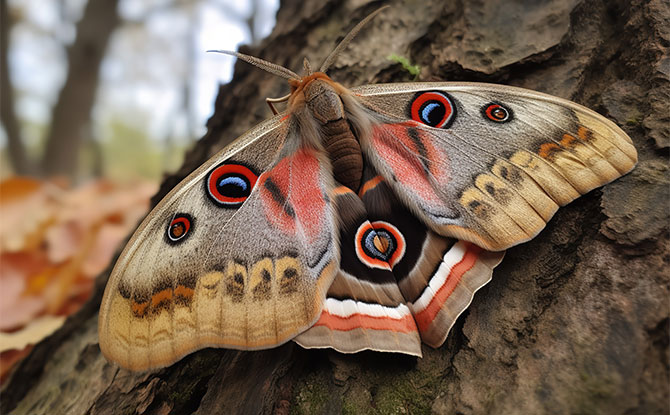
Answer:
[
  {"left": 303, "top": 57, "right": 313, "bottom": 75},
  {"left": 208, "top": 6, "right": 388, "bottom": 80},
  {"left": 206, "top": 50, "right": 300, "bottom": 80},
  {"left": 319, "top": 6, "right": 389, "bottom": 72}
]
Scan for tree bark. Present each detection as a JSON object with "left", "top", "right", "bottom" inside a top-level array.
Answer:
[
  {"left": 2, "top": 0, "right": 668, "bottom": 414},
  {"left": 40, "top": 0, "right": 120, "bottom": 179}
]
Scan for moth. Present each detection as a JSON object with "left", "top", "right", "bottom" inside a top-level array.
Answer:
[{"left": 98, "top": 8, "right": 637, "bottom": 371}]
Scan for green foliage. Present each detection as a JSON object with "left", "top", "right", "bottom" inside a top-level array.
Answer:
[
  {"left": 387, "top": 54, "right": 421, "bottom": 80},
  {"left": 98, "top": 115, "right": 186, "bottom": 182}
]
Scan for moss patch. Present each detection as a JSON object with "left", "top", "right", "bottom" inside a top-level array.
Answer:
[
  {"left": 291, "top": 371, "right": 331, "bottom": 415},
  {"left": 387, "top": 54, "right": 421, "bottom": 80}
]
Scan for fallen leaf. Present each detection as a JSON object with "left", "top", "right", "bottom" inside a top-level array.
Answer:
[
  {"left": 0, "top": 176, "right": 157, "bottom": 381},
  {"left": 0, "top": 315, "right": 66, "bottom": 352},
  {"left": 82, "top": 223, "right": 130, "bottom": 277}
]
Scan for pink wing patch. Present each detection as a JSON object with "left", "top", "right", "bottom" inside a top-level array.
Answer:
[
  {"left": 258, "top": 148, "right": 326, "bottom": 241},
  {"left": 370, "top": 122, "right": 448, "bottom": 205}
]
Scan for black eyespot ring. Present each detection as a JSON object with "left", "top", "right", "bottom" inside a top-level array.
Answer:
[
  {"left": 355, "top": 221, "right": 406, "bottom": 270},
  {"left": 205, "top": 162, "right": 258, "bottom": 208},
  {"left": 166, "top": 213, "right": 194, "bottom": 245},
  {"left": 482, "top": 102, "right": 512, "bottom": 123},
  {"left": 409, "top": 91, "right": 456, "bottom": 128}
]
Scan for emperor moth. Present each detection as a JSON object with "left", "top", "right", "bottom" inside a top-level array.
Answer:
[{"left": 98, "top": 8, "right": 637, "bottom": 371}]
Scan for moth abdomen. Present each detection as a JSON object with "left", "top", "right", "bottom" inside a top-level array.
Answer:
[
  {"left": 322, "top": 118, "right": 363, "bottom": 191},
  {"left": 301, "top": 77, "right": 364, "bottom": 191}
]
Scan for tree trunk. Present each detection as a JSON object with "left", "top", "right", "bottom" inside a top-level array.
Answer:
[
  {"left": 40, "top": 0, "right": 120, "bottom": 179},
  {"left": 1, "top": 0, "right": 33, "bottom": 175},
  {"left": 2, "top": 0, "right": 668, "bottom": 414}
]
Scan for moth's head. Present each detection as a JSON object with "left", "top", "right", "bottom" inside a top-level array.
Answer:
[
  {"left": 287, "top": 72, "right": 342, "bottom": 95},
  {"left": 286, "top": 71, "right": 350, "bottom": 113}
]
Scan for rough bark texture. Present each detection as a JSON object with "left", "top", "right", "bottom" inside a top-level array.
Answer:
[{"left": 2, "top": 0, "right": 668, "bottom": 414}]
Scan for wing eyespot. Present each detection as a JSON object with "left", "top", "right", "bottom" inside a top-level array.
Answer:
[
  {"left": 355, "top": 221, "right": 406, "bottom": 270},
  {"left": 410, "top": 91, "right": 456, "bottom": 128},
  {"left": 205, "top": 162, "right": 259, "bottom": 208},
  {"left": 166, "top": 213, "right": 194, "bottom": 244},
  {"left": 482, "top": 102, "right": 512, "bottom": 123}
]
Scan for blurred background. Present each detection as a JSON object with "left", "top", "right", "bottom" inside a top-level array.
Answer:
[
  {"left": 0, "top": 0, "right": 278, "bottom": 381},
  {"left": 2, "top": 0, "right": 279, "bottom": 181}
]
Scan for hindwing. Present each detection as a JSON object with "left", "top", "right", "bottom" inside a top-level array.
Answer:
[{"left": 296, "top": 167, "right": 504, "bottom": 354}]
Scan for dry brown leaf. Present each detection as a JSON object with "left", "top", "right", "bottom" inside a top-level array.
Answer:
[
  {"left": 0, "top": 315, "right": 66, "bottom": 352},
  {"left": 0, "top": 177, "right": 42, "bottom": 202},
  {"left": 0, "top": 253, "right": 49, "bottom": 330},
  {"left": 82, "top": 223, "right": 130, "bottom": 277},
  {"left": 0, "top": 178, "right": 53, "bottom": 252},
  {"left": 45, "top": 220, "right": 84, "bottom": 263},
  {"left": 0, "top": 176, "right": 157, "bottom": 380}
]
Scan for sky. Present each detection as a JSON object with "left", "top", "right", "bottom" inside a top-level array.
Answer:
[{"left": 3, "top": 0, "right": 279, "bottom": 153}]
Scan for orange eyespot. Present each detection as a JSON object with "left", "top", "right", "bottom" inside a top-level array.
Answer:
[
  {"left": 166, "top": 214, "right": 193, "bottom": 244},
  {"left": 483, "top": 103, "right": 512, "bottom": 123},
  {"left": 355, "top": 221, "right": 406, "bottom": 270},
  {"left": 206, "top": 162, "right": 258, "bottom": 208},
  {"left": 410, "top": 91, "right": 456, "bottom": 128}
]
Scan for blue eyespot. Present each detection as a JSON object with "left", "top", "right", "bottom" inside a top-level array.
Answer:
[
  {"left": 205, "top": 162, "right": 259, "bottom": 208},
  {"left": 421, "top": 103, "right": 443, "bottom": 125},
  {"left": 410, "top": 91, "right": 456, "bottom": 128},
  {"left": 218, "top": 176, "right": 248, "bottom": 192}
]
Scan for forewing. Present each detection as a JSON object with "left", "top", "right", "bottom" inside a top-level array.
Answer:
[
  {"left": 352, "top": 83, "right": 637, "bottom": 251},
  {"left": 99, "top": 116, "right": 338, "bottom": 371}
]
